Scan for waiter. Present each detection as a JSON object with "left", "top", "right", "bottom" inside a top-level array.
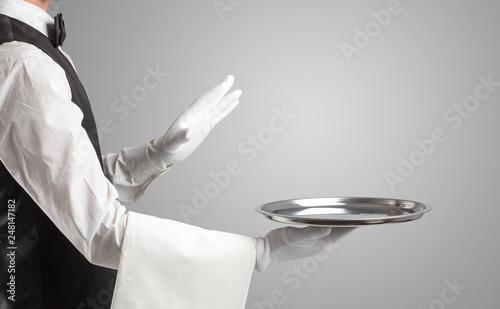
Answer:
[{"left": 0, "top": 0, "right": 354, "bottom": 308}]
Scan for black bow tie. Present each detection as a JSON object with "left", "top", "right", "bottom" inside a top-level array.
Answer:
[{"left": 53, "top": 13, "right": 66, "bottom": 47}]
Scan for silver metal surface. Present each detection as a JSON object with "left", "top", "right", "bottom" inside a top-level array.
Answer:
[{"left": 255, "top": 197, "right": 432, "bottom": 226}]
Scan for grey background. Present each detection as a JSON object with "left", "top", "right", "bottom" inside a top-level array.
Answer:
[{"left": 55, "top": 0, "right": 498, "bottom": 308}]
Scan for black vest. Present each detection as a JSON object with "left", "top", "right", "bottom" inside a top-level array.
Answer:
[{"left": 0, "top": 15, "right": 116, "bottom": 309}]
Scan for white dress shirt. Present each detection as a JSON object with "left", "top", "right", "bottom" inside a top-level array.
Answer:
[{"left": 0, "top": 0, "right": 165, "bottom": 269}]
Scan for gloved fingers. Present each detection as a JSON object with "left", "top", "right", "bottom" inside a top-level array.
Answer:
[
  {"left": 283, "top": 226, "right": 332, "bottom": 246},
  {"left": 193, "top": 75, "right": 235, "bottom": 113},
  {"left": 319, "top": 227, "right": 357, "bottom": 246},
  {"left": 210, "top": 90, "right": 242, "bottom": 127}
]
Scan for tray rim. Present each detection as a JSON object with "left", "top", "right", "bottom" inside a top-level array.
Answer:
[{"left": 255, "top": 196, "right": 432, "bottom": 226}]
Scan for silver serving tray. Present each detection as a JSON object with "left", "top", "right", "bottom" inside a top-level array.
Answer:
[{"left": 255, "top": 197, "right": 432, "bottom": 226}]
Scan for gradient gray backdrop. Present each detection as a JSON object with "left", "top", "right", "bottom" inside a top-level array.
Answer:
[{"left": 54, "top": 0, "right": 499, "bottom": 308}]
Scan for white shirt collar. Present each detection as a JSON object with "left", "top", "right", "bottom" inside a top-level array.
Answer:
[{"left": 0, "top": 0, "right": 55, "bottom": 39}]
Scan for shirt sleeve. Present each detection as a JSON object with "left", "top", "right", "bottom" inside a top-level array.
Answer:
[{"left": 0, "top": 46, "right": 126, "bottom": 269}]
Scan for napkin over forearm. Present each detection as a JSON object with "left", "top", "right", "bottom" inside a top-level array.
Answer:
[{"left": 111, "top": 212, "right": 256, "bottom": 309}]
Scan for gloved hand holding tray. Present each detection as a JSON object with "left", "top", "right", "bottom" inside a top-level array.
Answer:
[{"left": 256, "top": 197, "right": 431, "bottom": 227}]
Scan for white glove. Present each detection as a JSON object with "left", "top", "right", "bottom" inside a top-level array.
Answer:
[
  {"left": 147, "top": 75, "right": 242, "bottom": 169},
  {"left": 255, "top": 226, "right": 356, "bottom": 272}
]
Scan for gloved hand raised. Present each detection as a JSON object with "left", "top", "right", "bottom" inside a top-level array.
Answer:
[
  {"left": 147, "top": 75, "right": 241, "bottom": 169},
  {"left": 255, "top": 226, "right": 356, "bottom": 272}
]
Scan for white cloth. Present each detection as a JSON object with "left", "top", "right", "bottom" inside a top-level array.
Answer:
[
  {"left": 0, "top": 6, "right": 257, "bottom": 309},
  {"left": 112, "top": 212, "right": 256, "bottom": 309}
]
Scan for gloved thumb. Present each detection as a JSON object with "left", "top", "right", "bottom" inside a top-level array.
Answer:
[{"left": 161, "top": 127, "right": 191, "bottom": 153}]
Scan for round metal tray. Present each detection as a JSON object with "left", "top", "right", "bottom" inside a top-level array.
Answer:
[{"left": 255, "top": 197, "right": 432, "bottom": 226}]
